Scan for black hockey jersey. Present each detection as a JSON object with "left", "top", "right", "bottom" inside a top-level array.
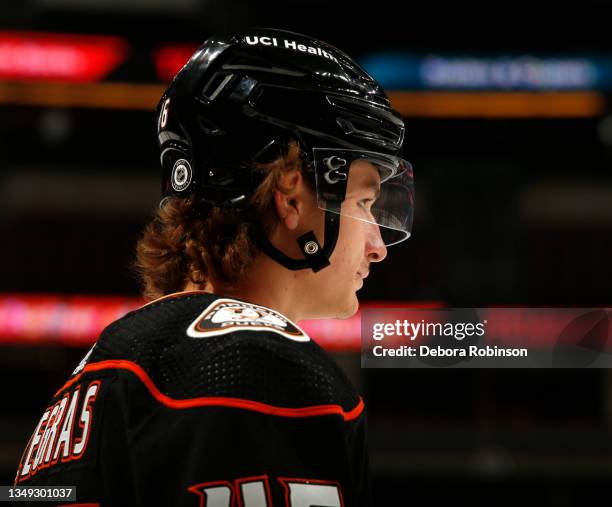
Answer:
[{"left": 14, "top": 291, "right": 371, "bottom": 506}]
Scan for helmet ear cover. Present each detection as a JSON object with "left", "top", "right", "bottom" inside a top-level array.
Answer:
[{"left": 161, "top": 144, "right": 194, "bottom": 196}]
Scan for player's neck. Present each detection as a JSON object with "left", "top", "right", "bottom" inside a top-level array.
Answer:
[{"left": 182, "top": 254, "right": 305, "bottom": 323}]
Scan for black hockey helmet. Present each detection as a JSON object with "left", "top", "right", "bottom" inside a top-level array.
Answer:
[{"left": 156, "top": 28, "right": 414, "bottom": 272}]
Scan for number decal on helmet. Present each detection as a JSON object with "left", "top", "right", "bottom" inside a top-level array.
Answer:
[{"left": 159, "top": 98, "right": 171, "bottom": 131}]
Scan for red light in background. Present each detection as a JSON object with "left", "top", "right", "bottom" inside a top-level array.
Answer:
[
  {"left": 0, "top": 294, "right": 443, "bottom": 350},
  {"left": 0, "top": 294, "right": 142, "bottom": 346},
  {"left": 0, "top": 31, "right": 129, "bottom": 82},
  {"left": 153, "top": 44, "right": 199, "bottom": 82}
]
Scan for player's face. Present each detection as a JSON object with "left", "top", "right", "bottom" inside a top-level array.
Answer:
[{"left": 307, "top": 160, "right": 388, "bottom": 318}]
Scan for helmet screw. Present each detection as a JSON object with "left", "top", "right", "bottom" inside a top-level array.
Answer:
[{"left": 304, "top": 241, "right": 319, "bottom": 255}]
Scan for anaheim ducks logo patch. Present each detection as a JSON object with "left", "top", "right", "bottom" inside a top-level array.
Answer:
[{"left": 187, "top": 298, "right": 310, "bottom": 342}]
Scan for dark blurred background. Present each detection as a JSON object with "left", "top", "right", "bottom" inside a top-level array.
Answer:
[{"left": 1, "top": 0, "right": 612, "bottom": 505}]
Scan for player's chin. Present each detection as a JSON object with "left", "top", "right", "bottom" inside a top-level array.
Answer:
[{"left": 334, "top": 293, "right": 360, "bottom": 319}]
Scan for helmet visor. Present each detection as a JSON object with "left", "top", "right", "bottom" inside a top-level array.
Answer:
[{"left": 313, "top": 148, "right": 414, "bottom": 246}]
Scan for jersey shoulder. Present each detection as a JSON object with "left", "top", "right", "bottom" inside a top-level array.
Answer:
[
  {"left": 15, "top": 292, "right": 365, "bottom": 494},
  {"left": 79, "top": 292, "right": 360, "bottom": 412}
]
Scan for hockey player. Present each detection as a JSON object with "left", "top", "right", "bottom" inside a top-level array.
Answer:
[{"left": 13, "top": 28, "right": 414, "bottom": 506}]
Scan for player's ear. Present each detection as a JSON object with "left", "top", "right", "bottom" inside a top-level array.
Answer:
[{"left": 273, "top": 169, "right": 306, "bottom": 231}]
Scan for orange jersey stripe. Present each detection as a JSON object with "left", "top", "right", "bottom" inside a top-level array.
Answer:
[{"left": 55, "top": 359, "right": 364, "bottom": 422}]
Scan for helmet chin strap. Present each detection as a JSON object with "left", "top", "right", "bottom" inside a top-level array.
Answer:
[{"left": 250, "top": 206, "right": 340, "bottom": 273}]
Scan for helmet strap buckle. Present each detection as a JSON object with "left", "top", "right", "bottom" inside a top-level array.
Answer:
[{"left": 297, "top": 231, "right": 329, "bottom": 272}]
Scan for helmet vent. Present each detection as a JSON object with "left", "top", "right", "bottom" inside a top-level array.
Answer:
[
  {"left": 201, "top": 72, "right": 234, "bottom": 102},
  {"left": 336, "top": 116, "right": 402, "bottom": 148}
]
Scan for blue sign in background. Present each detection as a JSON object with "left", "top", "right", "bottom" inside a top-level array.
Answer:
[{"left": 360, "top": 53, "right": 612, "bottom": 91}]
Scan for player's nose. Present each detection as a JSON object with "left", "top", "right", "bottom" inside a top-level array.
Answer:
[{"left": 365, "top": 222, "right": 387, "bottom": 263}]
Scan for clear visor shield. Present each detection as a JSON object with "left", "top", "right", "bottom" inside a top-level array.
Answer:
[{"left": 313, "top": 148, "right": 414, "bottom": 247}]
